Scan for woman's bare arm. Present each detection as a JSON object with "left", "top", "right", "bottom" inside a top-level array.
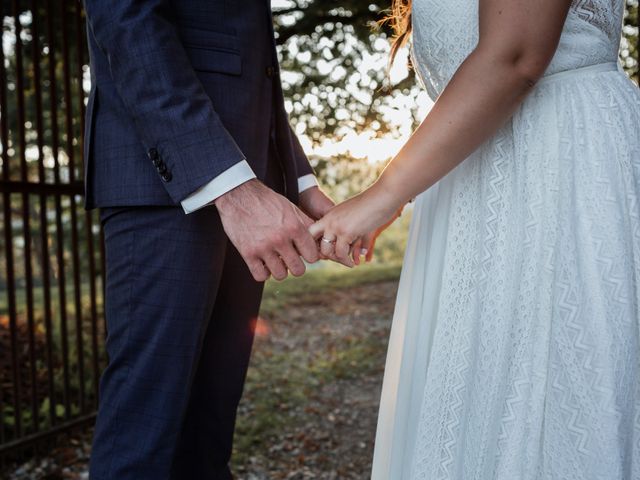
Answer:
[
  {"left": 375, "top": 0, "right": 573, "bottom": 205},
  {"left": 311, "top": 0, "right": 574, "bottom": 265}
]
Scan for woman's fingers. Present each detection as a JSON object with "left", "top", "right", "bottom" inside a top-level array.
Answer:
[
  {"left": 308, "top": 220, "right": 325, "bottom": 240},
  {"left": 335, "top": 236, "right": 355, "bottom": 267},
  {"left": 351, "top": 238, "right": 363, "bottom": 265},
  {"left": 309, "top": 215, "right": 363, "bottom": 268},
  {"left": 319, "top": 233, "right": 336, "bottom": 258},
  {"left": 364, "top": 233, "right": 377, "bottom": 263},
  {"left": 351, "top": 238, "right": 371, "bottom": 266},
  {"left": 359, "top": 232, "right": 376, "bottom": 263},
  {"left": 319, "top": 230, "right": 354, "bottom": 268}
]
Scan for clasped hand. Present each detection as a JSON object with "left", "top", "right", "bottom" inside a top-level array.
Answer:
[
  {"left": 215, "top": 179, "right": 402, "bottom": 282},
  {"left": 308, "top": 188, "right": 404, "bottom": 268}
]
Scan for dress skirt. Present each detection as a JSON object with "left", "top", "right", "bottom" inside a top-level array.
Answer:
[{"left": 372, "top": 63, "right": 640, "bottom": 480}]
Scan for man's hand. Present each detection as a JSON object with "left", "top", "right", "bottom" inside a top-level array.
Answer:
[
  {"left": 214, "top": 179, "right": 319, "bottom": 282},
  {"left": 298, "top": 186, "right": 335, "bottom": 221}
]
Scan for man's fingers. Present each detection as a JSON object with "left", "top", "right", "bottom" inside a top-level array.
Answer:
[
  {"left": 277, "top": 242, "right": 306, "bottom": 277},
  {"left": 293, "top": 228, "right": 320, "bottom": 264},
  {"left": 262, "top": 252, "right": 288, "bottom": 281},
  {"left": 246, "top": 258, "right": 270, "bottom": 282}
]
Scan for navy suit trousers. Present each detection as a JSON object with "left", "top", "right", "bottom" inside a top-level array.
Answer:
[{"left": 89, "top": 148, "right": 285, "bottom": 480}]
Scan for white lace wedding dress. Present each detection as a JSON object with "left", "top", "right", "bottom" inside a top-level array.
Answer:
[{"left": 372, "top": 1, "right": 640, "bottom": 479}]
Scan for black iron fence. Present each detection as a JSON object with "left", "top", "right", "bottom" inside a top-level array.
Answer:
[
  {"left": 0, "top": 0, "right": 638, "bottom": 465},
  {"left": 0, "top": 0, "right": 105, "bottom": 460}
]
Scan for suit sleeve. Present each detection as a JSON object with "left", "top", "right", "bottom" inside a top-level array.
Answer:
[
  {"left": 289, "top": 124, "right": 315, "bottom": 179},
  {"left": 83, "top": 0, "right": 246, "bottom": 204}
]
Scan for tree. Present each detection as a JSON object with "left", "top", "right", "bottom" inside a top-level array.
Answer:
[
  {"left": 623, "top": 0, "right": 639, "bottom": 82},
  {"left": 273, "top": 0, "right": 640, "bottom": 146},
  {"left": 273, "top": 0, "right": 418, "bottom": 145}
]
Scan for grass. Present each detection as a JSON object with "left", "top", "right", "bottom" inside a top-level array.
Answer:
[
  {"left": 233, "top": 262, "right": 401, "bottom": 471},
  {"left": 0, "top": 280, "right": 104, "bottom": 318},
  {"left": 261, "top": 261, "right": 402, "bottom": 314},
  {"left": 1, "top": 277, "right": 107, "bottom": 439},
  {"left": 233, "top": 334, "right": 390, "bottom": 470}
]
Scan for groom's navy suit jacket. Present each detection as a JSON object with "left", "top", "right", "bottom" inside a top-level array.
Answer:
[
  {"left": 83, "top": 0, "right": 313, "bottom": 209},
  {"left": 83, "top": 2, "right": 314, "bottom": 479}
]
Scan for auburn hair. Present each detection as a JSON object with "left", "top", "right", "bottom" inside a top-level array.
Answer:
[{"left": 387, "top": 0, "right": 412, "bottom": 66}]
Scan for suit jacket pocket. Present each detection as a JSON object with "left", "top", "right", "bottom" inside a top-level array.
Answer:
[{"left": 179, "top": 26, "right": 242, "bottom": 76}]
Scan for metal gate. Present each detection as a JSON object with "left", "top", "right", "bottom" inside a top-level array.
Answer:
[
  {"left": 0, "top": 0, "right": 105, "bottom": 457},
  {"left": 0, "top": 0, "right": 638, "bottom": 463}
]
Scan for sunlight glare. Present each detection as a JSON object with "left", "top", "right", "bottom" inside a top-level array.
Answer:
[{"left": 310, "top": 130, "right": 408, "bottom": 164}]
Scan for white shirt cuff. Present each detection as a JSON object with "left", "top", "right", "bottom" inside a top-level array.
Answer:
[
  {"left": 298, "top": 174, "right": 318, "bottom": 193},
  {"left": 181, "top": 160, "right": 257, "bottom": 214}
]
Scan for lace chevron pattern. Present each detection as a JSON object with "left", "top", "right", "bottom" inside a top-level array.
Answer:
[
  {"left": 410, "top": 0, "right": 625, "bottom": 102},
  {"left": 373, "top": 1, "right": 640, "bottom": 479}
]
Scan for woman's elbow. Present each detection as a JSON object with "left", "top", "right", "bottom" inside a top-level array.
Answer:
[
  {"left": 477, "top": 42, "right": 555, "bottom": 88},
  {"left": 511, "top": 51, "right": 554, "bottom": 87}
]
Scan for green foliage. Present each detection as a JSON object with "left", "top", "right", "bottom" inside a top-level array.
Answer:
[
  {"left": 0, "top": 4, "right": 87, "bottom": 183},
  {"left": 310, "top": 154, "right": 385, "bottom": 201},
  {"left": 0, "top": 279, "right": 106, "bottom": 440},
  {"left": 623, "top": 0, "right": 639, "bottom": 84},
  {"left": 274, "top": 0, "right": 640, "bottom": 144},
  {"left": 273, "top": 0, "right": 421, "bottom": 144}
]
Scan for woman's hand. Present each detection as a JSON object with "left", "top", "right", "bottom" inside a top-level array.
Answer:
[
  {"left": 308, "top": 186, "right": 405, "bottom": 267},
  {"left": 357, "top": 204, "right": 405, "bottom": 264}
]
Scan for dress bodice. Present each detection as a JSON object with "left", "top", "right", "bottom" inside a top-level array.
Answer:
[{"left": 410, "top": 0, "right": 625, "bottom": 100}]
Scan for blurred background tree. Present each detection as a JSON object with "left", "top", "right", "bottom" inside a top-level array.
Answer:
[
  {"left": 273, "top": 0, "right": 419, "bottom": 144},
  {"left": 623, "top": 0, "right": 640, "bottom": 80},
  {"left": 274, "top": 0, "right": 638, "bottom": 144},
  {"left": 273, "top": 0, "right": 639, "bottom": 197}
]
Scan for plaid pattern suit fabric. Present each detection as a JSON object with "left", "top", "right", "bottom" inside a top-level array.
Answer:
[
  {"left": 83, "top": 0, "right": 310, "bottom": 478},
  {"left": 83, "top": 0, "right": 313, "bottom": 209},
  {"left": 89, "top": 150, "right": 285, "bottom": 480}
]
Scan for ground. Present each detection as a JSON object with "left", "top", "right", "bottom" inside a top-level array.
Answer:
[{"left": 4, "top": 264, "right": 401, "bottom": 479}]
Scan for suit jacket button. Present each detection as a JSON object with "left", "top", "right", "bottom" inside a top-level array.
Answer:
[
  {"left": 148, "top": 147, "right": 159, "bottom": 160},
  {"left": 266, "top": 66, "right": 275, "bottom": 78},
  {"left": 161, "top": 171, "right": 172, "bottom": 182},
  {"left": 157, "top": 164, "right": 168, "bottom": 174}
]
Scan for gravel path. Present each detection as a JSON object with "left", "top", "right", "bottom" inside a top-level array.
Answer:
[{"left": 4, "top": 280, "right": 399, "bottom": 479}]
